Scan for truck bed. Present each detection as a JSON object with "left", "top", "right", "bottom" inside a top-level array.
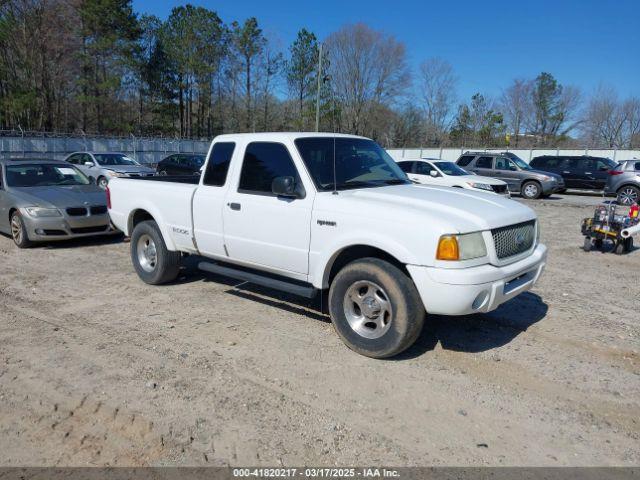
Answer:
[{"left": 128, "top": 175, "right": 200, "bottom": 184}]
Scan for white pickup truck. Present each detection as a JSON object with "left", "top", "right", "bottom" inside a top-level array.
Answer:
[{"left": 108, "top": 133, "right": 547, "bottom": 358}]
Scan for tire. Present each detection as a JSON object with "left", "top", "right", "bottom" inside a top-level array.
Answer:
[
  {"left": 615, "top": 242, "right": 625, "bottom": 255},
  {"left": 130, "top": 220, "right": 181, "bottom": 284},
  {"left": 97, "top": 176, "right": 108, "bottom": 189},
  {"left": 10, "top": 211, "right": 34, "bottom": 248},
  {"left": 158, "top": 170, "right": 168, "bottom": 176},
  {"left": 521, "top": 181, "right": 542, "bottom": 199},
  {"left": 583, "top": 237, "right": 592, "bottom": 252},
  {"left": 617, "top": 185, "right": 640, "bottom": 205},
  {"left": 328, "top": 258, "right": 425, "bottom": 358}
]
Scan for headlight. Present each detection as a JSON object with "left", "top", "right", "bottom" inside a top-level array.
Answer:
[
  {"left": 436, "top": 232, "right": 487, "bottom": 261},
  {"left": 105, "top": 170, "right": 126, "bottom": 177},
  {"left": 466, "top": 182, "right": 494, "bottom": 191},
  {"left": 25, "top": 207, "right": 62, "bottom": 217}
]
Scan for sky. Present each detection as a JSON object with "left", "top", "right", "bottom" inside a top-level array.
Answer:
[{"left": 132, "top": 0, "right": 640, "bottom": 102}]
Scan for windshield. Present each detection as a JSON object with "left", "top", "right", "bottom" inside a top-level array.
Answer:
[
  {"left": 93, "top": 154, "right": 139, "bottom": 166},
  {"left": 295, "top": 137, "right": 410, "bottom": 191},
  {"left": 504, "top": 153, "right": 531, "bottom": 170},
  {"left": 434, "top": 162, "right": 469, "bottom": 176},
  {"left": 6, "top": 164, "right": 90, "bottom": 187}
]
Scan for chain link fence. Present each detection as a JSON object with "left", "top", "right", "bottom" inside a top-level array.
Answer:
[{"left": 0, "top": 130, "right": 210, "bottom": 166}]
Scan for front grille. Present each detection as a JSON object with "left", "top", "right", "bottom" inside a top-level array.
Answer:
[
  {"left": 66, "top": 207, "right": 87, "bottom": 216},
  {"left": 90, "top": 205, "right": 108, "bottom": 215},
  {"left": 491, "top": 220, "right": 535, "bottom": 259},
  {"left": 42, "top": 229, "right": 67, "bottom": 236},
  {"left": 492, "top": 184, "right": 508, "bottom": 194},
  {"left": 70, "top": 225, "right": 109, "bottom": 234}
]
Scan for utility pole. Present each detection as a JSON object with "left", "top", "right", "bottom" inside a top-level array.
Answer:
[{"left": 315, "top": 43, "right": 323, "bottom": 132}]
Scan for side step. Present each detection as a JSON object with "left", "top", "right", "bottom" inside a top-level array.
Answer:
[{"left": 198, "top": 261, "right": 318, "bottom": 298}]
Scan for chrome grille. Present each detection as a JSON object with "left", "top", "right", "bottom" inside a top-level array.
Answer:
[{"left": 491, "top": 220, "right": 535, "bottom": 259}]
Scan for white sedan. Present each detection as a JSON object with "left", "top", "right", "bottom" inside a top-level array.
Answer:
[{"left": 397, "top": 158, "right": 510, "bottom": 196}]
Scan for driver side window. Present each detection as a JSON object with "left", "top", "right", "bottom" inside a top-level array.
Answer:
[
  {"left": 416, "top": 162, "right": 435, "bottom": 175},
  {"left": 495, "top": 158, "right": 515, "bottom": 171}
]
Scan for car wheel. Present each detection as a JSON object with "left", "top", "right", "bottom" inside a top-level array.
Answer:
[
  {"left": 130, "top": 220, "right": 181, "bottom": 285},
  {"left": 328, "top": 258, "right": 425, "bottom": 358},
  {"left": 10, "top": 211, "right": 34, "bottom": 248},
  {"left": 521, "top": 181, "right": 542, "bottom": 199},
  {"left": 159, "top": 170, "right": 168, "bottom": 176},
  {"left": 617, "top": 185, "right": 639, "bottom": 205},
  {"left": 97, "top": 176, "right": 108, "bottom": 189}
]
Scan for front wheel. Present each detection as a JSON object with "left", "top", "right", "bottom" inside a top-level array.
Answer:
[
  {"left": 328, "top": 258, "right": 425, "bottom": 358},
  {"left": 130, "top": 220, "right": 181, "bottom": 284},
  {"left": 10, "top": 211, "right": 34, "bottom": 248},
  {"left": 521, "top": 181, "right": 542, "bottom": 199}
]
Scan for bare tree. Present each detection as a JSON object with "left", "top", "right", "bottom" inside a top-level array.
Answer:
[
  {"left": 500, "top": 78, "right": 532, "bottom": 146},
  {"left": 325, "top": 23, "right": 410, "bottom": 137},
  {"left": 581, "top": 85, "right": 629, "bottom": 147},
  {"left": 622, "top": 97, "right": 640, "bottom": 148},
  {"left": 418, "top": 58, "right": 456, "bottom": 145}
]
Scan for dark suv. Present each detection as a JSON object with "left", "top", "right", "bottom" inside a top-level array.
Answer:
[
  {"left": 529, "top": 155, "right": 617, "bottom": 191},
  {"left": 156, "top": 153, "right": 206, "bottom": 176},
  {"left": 456, "top": 151, "right": 564, "bottom": 199}
]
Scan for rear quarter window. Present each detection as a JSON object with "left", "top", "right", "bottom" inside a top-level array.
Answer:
[
  {"left": 475, "top": 156, "right": 493, "bottom": 169},
  {"left": 457, "top": 155, "right": 475, "bottom": 166}
]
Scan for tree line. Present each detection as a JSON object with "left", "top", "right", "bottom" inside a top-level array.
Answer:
[{"left": 1, "top": 0, "right": 639, "bottom": 148}]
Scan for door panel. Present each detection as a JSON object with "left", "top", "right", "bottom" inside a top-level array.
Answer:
[
  {"left": 222, "top": 142, "right": 313, "bottom": 275},
  {"left": 494, "top": 158, "right": 521, "bottom": 191}
]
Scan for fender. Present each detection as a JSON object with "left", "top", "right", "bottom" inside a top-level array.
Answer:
[
  {"left": 127, "top": 201, "right": 179, "bottom": 251},
  {"left": 309, "top": 230, "right": 422, "bottom": 289}
]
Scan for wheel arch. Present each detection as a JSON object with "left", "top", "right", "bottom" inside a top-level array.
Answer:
[
  {"left": 126, "top": 208, "right": 177, "bottom": 250},
  {"left": 321, "top": 244, "right": 409, "bottom": 290}
]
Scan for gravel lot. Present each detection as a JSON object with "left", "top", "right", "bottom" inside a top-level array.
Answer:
[{"left": 0, "top": 196, "right": 638, "bottom": 467}]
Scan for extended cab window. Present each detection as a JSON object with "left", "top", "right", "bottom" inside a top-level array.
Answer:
[
  {"left": 203, "top": 142, "right": 235, "bottom": 186},
  {"left": 415, "top": 162, "right": 435, "bottom": 175},
  {"left": 238, "top": 142, "right": 298, "bottom": 194},
  {"left": 476, "top": 156, "right": 493, "bottom": 169}
]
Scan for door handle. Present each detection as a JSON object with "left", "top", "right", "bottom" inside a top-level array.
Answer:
[
  {"left": 227, "top": 202, "right": 241, "bottom": 211},
  {"left": 584, "top": 172, "right": 592, "bottom": 175},
  {"left": 563, "top": 171, "right": 571, "bottom": 174}
]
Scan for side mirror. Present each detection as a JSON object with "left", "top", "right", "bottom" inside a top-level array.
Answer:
[
  {"left": 429, "top": 170, "right": 439, "bottom": 178},
  {"left": 272, "top": 176, "right": 302, "bottom": 198},
  {"left": 84, "top": 162, "right": 94, "bottom": 167},
  {"left": 88, "top": 176, "right": 96, "bottom": 184}
]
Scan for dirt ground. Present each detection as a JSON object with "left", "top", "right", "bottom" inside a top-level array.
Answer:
[{"left": 0, "top": 199, "right": 638, "bottom": 467}]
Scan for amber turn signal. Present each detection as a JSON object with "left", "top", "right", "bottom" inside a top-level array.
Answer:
[{"left": 436, "top": 235, "right": 460, "bottom": 261}]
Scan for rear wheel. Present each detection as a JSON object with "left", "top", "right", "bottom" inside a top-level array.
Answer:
[
  {"left": 617, "top": 185, "right": 639, "bottom": 205},
  {"left": 521, "top": 181, "right": 542, "bottom": 199},
  {"left": 130, "top": 220, "right": 181, "bottom": 284},
  {"left": 328, "top": 258, "right": 425, "bottom": 358},
  {"left": 10, "top": 211, "right": 34, "bottom": 248}
]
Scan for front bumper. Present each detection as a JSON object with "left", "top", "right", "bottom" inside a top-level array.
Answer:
[
  {"left": 407, "top": 244, "right": 547, "bottom": 316},
  {"left": 21, "top": 209, "right": 117, "bottom": 241},
  {"left": 542, "top": 179, "right": 564, "bottom": 194}
]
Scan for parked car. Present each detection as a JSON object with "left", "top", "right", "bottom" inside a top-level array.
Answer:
[
  {"left": 0, "top": 159, "right": 115, "bottom": 248},
  {"left": 108, "top": 133, "right": 547, "bottom": 359},
  {"left": 605, "top": 160, "right": 640, "bottom": 205},
  {"left": 456, "top": 151, "right": 564, "bottom": 199},
  {"left": 397, "top": 158, "right": 510, "bottom": 196},
  {"left": 529, "top": 155, "right": 617, "bottom": 191},
  {"left": 63, "top": 151, "right": 156, "bottom": 189},
  {"left": 156, "top": 154, "right": 206, "bottom": 176}
]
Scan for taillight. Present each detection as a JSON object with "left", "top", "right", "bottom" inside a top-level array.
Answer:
[
  {"left": 106, "top": 186, "right": 111, "bottom": 209},
  {"left": 608, "top": 170, "right": 623, "bottom": 175}
]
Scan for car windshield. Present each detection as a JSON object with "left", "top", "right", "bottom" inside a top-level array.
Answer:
[
  {"left": 93, "top": 154, "right": 139, "bottom": 166},
  {"left": 433, "top": 162, "right": 469, "bottom": 176},
  {"left": 6, "top": 164, "right": 90, "bottom": 187},
  {"left": 294, "top": 137, "right": 410, "bottom": 191},
  {"left": 504, "top": 153, "right": 531, "bottom": 170}
]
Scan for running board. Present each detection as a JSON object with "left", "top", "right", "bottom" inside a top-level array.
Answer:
[{"left": 198, "top": 262, "right": 318, "bottom": 298}]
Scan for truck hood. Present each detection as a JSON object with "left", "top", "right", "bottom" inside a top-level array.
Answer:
[
  {"left": 320, "top": 184, "right": 535, "bottom": 233},
  {"left": 10, "top": 185, "right": 107, "bottom": 209}
]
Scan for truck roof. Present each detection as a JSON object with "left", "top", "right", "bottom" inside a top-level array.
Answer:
[{"left": 212, "top": 132, "right": 368, "bottom": 142}]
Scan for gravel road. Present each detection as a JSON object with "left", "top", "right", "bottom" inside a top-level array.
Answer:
[{"left": 0, "top": 201, "right": 638, "bottom": 467}]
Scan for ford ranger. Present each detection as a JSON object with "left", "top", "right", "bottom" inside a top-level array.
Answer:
[{"left": 108, "top": 133, "right": 547, "bottom": 358}]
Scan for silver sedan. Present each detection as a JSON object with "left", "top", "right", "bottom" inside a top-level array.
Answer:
[{"left": 0, "top": 159, "right": 118, "bottom": 248}]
